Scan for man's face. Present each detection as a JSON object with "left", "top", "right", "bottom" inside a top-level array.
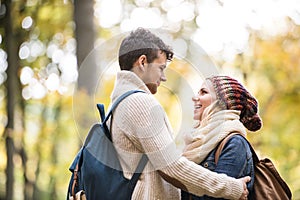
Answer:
[{"left": 142, "top": 51, "right": 167, "bottom": 94}]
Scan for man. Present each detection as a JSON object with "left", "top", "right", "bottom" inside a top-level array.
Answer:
[{"left": 109, "top": 27, "right": 250, "bottom": 200}]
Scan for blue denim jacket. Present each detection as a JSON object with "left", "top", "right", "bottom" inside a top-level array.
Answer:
[{"left": 181, "top": 135, "right": 255, "bottom": 200}]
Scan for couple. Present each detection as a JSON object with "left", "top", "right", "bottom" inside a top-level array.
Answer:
[{"left": 108, "top": 28, "right": 262, "bottom": 199}]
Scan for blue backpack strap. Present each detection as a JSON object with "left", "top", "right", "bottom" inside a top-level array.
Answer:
[
  {"left": 103, "top": 90, "right": 145, "bottom": 124},
  {"left": 96, "top": 104, "right": 105, "bottom": 123},
  {"left": 106, "top": 90, "right": 149, "bottom": 181},
  {"left": 130, "top": 154, "right": 149, "bottom": 185},
  {"left": 102, "top": 90, "right": 149, "bottom": 176},
  {"left": 101, "top": 90, "right": 145, "bottom": 141}
]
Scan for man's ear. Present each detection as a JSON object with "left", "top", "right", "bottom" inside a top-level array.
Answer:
[
  {"left": 138, "top": 55, "right": 147, "bottom": 70},
  {"left": 132, "top": 55, "right": 147, "bottom": 72}
]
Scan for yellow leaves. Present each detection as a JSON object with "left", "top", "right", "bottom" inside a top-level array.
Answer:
[
  {"left": 232, "top": 24, "right": 300, "bottom": 198},
  {"left": 168, "top": 58, "right": 192, "bottom": 76},
  {"left": 38, "top": 4, "right": 72, "bottom": 25},
  {"left": 37, "top": 4, "right": 73, "bottom": 40}
]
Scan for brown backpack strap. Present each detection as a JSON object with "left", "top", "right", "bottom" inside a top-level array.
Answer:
[{"left": 215, "top": 133, "right": 243, "bottom": 165}]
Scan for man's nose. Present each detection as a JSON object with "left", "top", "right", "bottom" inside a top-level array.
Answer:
[{"left": 161, "top": 73, "right": 167, "bottom": 82}]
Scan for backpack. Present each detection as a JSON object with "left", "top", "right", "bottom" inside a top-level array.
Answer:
[
  {"left": 67, "top": 90, "right": 148, "bottom": 200},
  {"left": 215, "top": 133, "right": 292, "bottom": 200}
]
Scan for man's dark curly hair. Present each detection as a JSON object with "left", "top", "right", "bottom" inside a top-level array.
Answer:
[{"left": 118, "top": 28, "right": 174, "bottom": 70}]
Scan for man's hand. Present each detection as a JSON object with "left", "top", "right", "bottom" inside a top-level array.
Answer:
[{"left": 238, "top": 176, "right": 251, "bottom": 200}]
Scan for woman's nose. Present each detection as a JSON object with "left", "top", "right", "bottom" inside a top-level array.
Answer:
[{"left": 192, "top": 95, "right": 200, "bottom": 101}]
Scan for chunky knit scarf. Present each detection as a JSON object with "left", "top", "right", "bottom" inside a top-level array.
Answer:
[{"left": 183, "top": 101, "right": 247, "bottom": 164}]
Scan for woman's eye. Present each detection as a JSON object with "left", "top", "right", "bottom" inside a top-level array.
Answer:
[{"left": 199, "top": 90, "right": 207, "bottom": 95}]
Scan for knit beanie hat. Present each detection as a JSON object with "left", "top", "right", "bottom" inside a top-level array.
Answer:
[{"left": 207, "top": 76, "right": 262, "bottom": 132}]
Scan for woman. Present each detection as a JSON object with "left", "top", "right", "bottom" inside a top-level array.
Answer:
[{"left": 181, "top": 75, "right": 262, "bottom": 200}]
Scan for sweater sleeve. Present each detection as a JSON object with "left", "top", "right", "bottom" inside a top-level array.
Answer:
[{"left": 118, "top": 93, "right": 244, "bottom": 199}]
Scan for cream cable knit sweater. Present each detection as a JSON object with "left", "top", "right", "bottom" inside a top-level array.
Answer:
[{"left": 109, "top": 71, "right": 244, "bottom": 200}]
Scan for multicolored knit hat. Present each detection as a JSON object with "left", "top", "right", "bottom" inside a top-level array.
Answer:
[{"left": 207, "top": 75, "right": 262, "bottom": 132}]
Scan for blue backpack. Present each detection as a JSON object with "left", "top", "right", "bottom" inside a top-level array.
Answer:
[{"left": 67, "top": 90, "right": 148, "bottom": 200}]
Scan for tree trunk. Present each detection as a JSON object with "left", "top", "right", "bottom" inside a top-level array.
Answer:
[
  {"left": 3, "top": 0, "right": 18, "bottom": 199},
  {"left": 74, "top": 0, "right": 97, "bottom": 95}
]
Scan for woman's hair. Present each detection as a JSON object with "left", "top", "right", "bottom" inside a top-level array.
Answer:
[
  {"left": 118, "top": 28, "right": 173, "bottom": 70},
  {"left": 207, "top": 76, "right": 262, "bottom": 132}
]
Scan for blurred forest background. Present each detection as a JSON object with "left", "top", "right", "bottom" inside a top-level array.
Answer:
[{"left": 0, "top": 0, "right": 300, "bottom": 199}]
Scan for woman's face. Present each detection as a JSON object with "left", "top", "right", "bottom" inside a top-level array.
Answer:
[{"left": 192, "top": 81, "right": 217, "bottom": 121}]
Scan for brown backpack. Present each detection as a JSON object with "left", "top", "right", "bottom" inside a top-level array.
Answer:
[{"left": 215, "top": 133, "right": 292, "bottom": 200}]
